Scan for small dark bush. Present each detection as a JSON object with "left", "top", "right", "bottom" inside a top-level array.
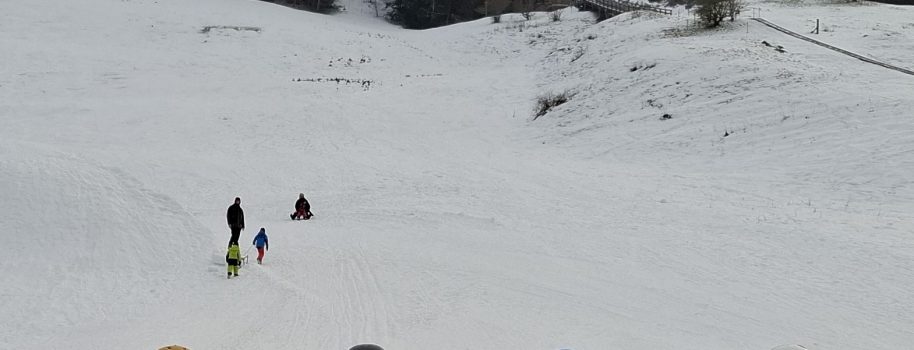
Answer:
[
  {"left": 493, "top": 15, "right": 501, "bottom": 23},
  {"left": 533, "top": 91, "right": 572, "bottom": 119},
  {"left": 630, "top": 63, "right": 657, "bottom": 72}
]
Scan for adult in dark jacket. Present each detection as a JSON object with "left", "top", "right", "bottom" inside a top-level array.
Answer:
[
  {"left": 227, "top": 197, "right": 245, "bottom": 246},
  {"left": 290, "top": 193, "right": 312, "bottom": 220}
]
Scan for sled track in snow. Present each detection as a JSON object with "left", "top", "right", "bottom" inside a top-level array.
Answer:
[{"left": 751, "top": 18, "right": 914, "bottom": 77}]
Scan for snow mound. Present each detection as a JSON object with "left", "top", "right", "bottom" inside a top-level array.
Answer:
[
  {"left": 0, "top": 140, "right": 210, "bottom": 345},
  {"left": 772, "top": 345, "right": 808, "bottom": 350}
]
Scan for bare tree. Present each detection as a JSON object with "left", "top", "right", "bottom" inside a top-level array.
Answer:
[
  {"left": 551, "top": 9, "right": 562, "bottom": 21},
  {"left": 520, "top": 0, "right": 535, "bottom": 20},
  {"left": 695, "top": 0, "right": 728, "bottom": 27},
  {"left": 724, "top": 0, "right": 744, "bottom": 21}
]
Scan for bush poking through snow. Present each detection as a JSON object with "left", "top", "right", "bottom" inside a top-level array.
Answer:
[
  {"left": 551, "top": 10, "right": 562, "bottom": 22},
  {"left": 200, "top": 25, "right": 261, "bottom": 34},
  {"left": 630, "top": 63, "right": 658, "bottom": 72},
  {"left": 696, "top": 0, "right": 744, "bottom": 27},
  {"left": 533, "top": 91, "right": 572, "bottom": 119},
  {"left": 493, "top": 15, "right": 501, "bottom": 23},
  {"left": 293, "top": 77, "right": 375, "bottom": 91}
]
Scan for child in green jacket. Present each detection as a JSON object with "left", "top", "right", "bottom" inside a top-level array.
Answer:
[{"left": 226, "top": 242, "right": 242, "bottom": 279}]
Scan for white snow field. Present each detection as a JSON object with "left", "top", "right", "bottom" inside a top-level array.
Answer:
[{"left": 1, "top": 0, "right": 912, "bottom": 349}]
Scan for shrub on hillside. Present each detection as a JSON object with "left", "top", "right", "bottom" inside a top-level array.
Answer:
[
  {"left": 551, "top": 10, "right": 562, "bottom": 22},
  {"left": 696, "top": 0, "right": 743, "bottom": 27},
  {"left": 533, "top": 91, "right": 573, "bottom": 119}
]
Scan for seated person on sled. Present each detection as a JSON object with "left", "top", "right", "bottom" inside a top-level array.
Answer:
[{"left": 290, "top": 193, "right": 313, "bottom": 220}]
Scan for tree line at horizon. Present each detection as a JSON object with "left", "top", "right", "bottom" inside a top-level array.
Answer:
[{"left": 261, "top": 0, "right": 770, "bottom": 29}]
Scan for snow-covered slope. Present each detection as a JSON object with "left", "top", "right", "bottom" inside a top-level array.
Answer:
[
  {"left": 0, "top": 139, "right": 212, "bottom": 347},
  {"left": 1, "top": 0, "right": 911, "bottom": 349}
]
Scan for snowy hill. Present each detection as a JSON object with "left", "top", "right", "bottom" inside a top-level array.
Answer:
[{"left": 1, "top": 0, "right": 912, "bottom": 349}]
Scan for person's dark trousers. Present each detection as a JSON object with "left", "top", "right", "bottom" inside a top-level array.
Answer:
[{"left": 229, "top": 226, "right": 241, "bottom": 246}]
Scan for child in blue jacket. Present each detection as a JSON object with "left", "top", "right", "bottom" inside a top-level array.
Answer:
[{"left": 253, "top": 228, "right": 269, "bottom": 264}]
